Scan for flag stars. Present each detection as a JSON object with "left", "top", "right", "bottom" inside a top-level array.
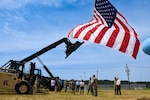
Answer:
[{"left": 95, "top": 0, "right": 117, "bottom": 27}]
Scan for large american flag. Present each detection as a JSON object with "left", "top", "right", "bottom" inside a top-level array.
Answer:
[{"left": 68, "top": 0, "right": 140, "bottom": 59}]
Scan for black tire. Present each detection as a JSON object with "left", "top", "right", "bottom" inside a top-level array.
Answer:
[{"left": 15, "top": 81, "right": 30, "bottom": 94}]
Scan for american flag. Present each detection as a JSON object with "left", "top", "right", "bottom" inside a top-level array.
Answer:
[{"left": 68, "top": 0, "right": 140, "bottom": 59}]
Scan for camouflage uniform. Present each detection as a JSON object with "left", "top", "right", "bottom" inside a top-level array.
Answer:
[
  {"left": 114, "top": 77, "right": 117, "bottom": 95},
  {"left": 87, "top": 77, "right": 93, "bottom": 94},
  {"left": 70, "top": 80, "right": 75, "bottom": 94},
  {"left": 91, "top": 75, "right": 98, "bottom": 96},
  {"left": 63, "top": 80, "right": 68, "bottom": 92}
]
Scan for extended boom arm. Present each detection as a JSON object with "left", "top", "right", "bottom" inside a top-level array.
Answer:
[
  {"left": 1, "top": 37, "right": 84, "bottom": 79},
  {"left": 20, "top": 38, "right": 84, "bottom": 64}
]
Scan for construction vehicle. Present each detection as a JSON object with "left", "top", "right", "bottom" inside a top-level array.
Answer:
[{"left": 0, "top": 38, "right": 84, "bottom": 94}]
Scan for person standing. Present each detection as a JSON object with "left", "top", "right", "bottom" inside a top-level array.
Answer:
[
  {"left": 87, "top": 77, "right": 93, "bottom": 94},
  {"left": 116, "top": 78, "right": 121, "bottom": 95},
  {"left": 63, "top": 80, "right": 68, "bottom": 92},
  {"left": 54, "top": 77, "right": 59, "bottom": 93},
  {"left": 50, "top": 78, "right": 55, "bottom": 91},
  {"left": 70, "top": 79, "right": 75, "bottom": 94},
  {"left": 91, "top": 75, "right": 98, "bottom": 96},
  {"left": 59, "top": 79, "right": 63, "bottom": 91},
  {"left": 75, "top": 80, "right": 80, "bottom": 92},
  {"left": 80, "top": 80, "right": 85, "bottom": 94},
  {"left": 114, "top": 77, "right": 117, "bottom": 95}
]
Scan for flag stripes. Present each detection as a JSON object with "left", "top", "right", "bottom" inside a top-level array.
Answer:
[{"left": 68, "top": 1, "right": 140, "bottom": 59}]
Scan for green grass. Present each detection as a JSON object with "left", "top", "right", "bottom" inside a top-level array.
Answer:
[{"left": 0, "top": 90, "right": 150, "bottom": 100}]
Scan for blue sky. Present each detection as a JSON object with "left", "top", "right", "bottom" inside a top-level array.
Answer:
[{"left": 0, "top": 0, "right": 150, "bottom": 82}]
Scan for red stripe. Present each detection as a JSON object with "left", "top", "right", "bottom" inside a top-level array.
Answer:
[
  {"left": 74, "top": 16, "right": 98, "bottom": 38},
  {"left": 118, "top": 12, "right": 126, "bottom": 22},
  {"left": 83, "top": 24, "right": 101, "bottom": 40},
  {"left": 94, "top": 26, "right": 109, "bottom": 43},
  {"left": 68, "top": 27, "right": 75, "bottom": 37},
  {"left": 132, "top": 36, "right": 140, "bottom": 59},
  {"left": 118, "top": 12, "right": 138, "bottom": 38},
  {"left": 106, "top": 23, "right": 120, "bottom": 47},
  {"left": 131, "top": 27, "right": 138, "bottom": 37},
  {"left": 94, "top": 9, "right": 104, "bottom": 24},
  {"left": 116, "top": 17, "right": 130, "bottom": 53}
]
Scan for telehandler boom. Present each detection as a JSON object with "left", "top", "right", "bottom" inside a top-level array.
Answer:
[{"left": 0, "top": 38, "right": 83, "bottom": 94}]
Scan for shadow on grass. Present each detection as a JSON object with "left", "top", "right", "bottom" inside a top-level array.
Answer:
[
  {"left": 137, "top": 97, "right": 150, "bottom": 100},
  {"left": 0, "top": 90, "right": 49, "bottom": 95},
  {"left": 0, "top": 90, "right": 17, "bottom": 95}
]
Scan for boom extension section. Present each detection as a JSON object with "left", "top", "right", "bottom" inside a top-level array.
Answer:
[
  {"left": 36, "top": 56, "right": 54, "bottom": 78},
  {"left": 20, "top": 38, "right": 84, "bottom": 64}
]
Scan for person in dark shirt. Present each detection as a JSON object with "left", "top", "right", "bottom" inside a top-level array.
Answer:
[{"left": 54, "top": 77, "right": 60, "bottom": 93}]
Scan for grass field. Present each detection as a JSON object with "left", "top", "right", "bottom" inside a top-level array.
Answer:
[{"left": 0, "top": 89, "right": 150, "bottom": 100}]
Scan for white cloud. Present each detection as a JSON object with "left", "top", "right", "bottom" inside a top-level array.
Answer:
[
  {"left": 0, "top": 0, "right": 28, "bottom": 9},
  {"left": 0, "top": 0, "right": 79, "bottom": 9}
]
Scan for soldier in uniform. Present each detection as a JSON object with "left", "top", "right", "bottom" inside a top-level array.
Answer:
[
  {"left": 91, "top": 75, "right": 98, "bottom": 96},
  {"left": 63, "top": 80, "right": 68, "bottom": 92},
  {"left": 70, "top": 79, "right": 75, "bottom": 94},
  {"left": 114, "top": 77, "right": 117, "bottom": 95},
  {"left": 87, "top": 77, "right": 93, "bottom": 94}
]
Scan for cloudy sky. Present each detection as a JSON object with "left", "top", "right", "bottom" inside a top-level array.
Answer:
[{"left": 0, "top": 0, "right": 150, "bottom": 82}]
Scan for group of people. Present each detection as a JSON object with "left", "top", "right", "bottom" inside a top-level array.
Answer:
[
  {"left": 114, "top": 77, "right": 121, "bottom": 95},
  {"left": 51, "top": 77, "right": 63, "bottom": 92},
  {"left": 87, "top": 75, "right": 98, "bottom": 96},
  {"left": 51, "top": 75, "right": 121, "bottom": 96},
  {"left": 63, "top": 79, "right": 85, "bottom": 94},
  {"left": 63, "top": 74, "right": 98, "bottom": 96}
]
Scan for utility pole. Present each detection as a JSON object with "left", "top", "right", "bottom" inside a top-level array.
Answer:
[
  {"left": 96, "top": 69, "right": 99, "bottom": 80},
  {"left": 125, "top": 64, "right": 130, "bottom": 89},
  {"left": 84, "top": 72, "right": 86, "bottom": 81}
]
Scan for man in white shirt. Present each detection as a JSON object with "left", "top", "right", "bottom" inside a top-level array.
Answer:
[
  {"left": 116, "top": 78, "right": 121, "bottom": 95},
  {"left": 80, "top": 80, "right": 85, "bottom": 94},
  {"left": 75, "top": 80, "right": 80, "bottom": 92}
]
